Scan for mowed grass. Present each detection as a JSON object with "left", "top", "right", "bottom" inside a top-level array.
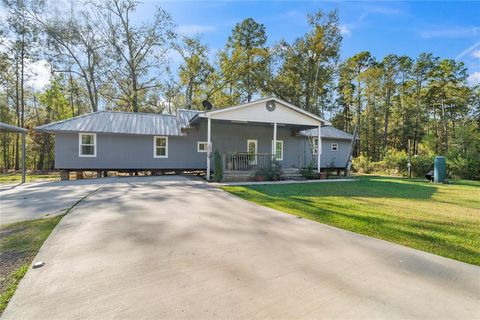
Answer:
[
  {"left": 223, "top": 176, "right": 480, "bottom": 265},
  {"left": 0, "top": 172, "right": 59, "bottom": 184},
  {"left": 0, "top": 216, "right": 63, "bottom": 314}
]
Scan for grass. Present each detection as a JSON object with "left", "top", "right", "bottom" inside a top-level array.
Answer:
[
  {"left": 0, "top": 172, "right": 59, "bottom": 184},
  {"left": 223, "top": 176, "right": 480, "bottom": 266},
  {"left": 0, "top": 215, "right": 63, "bottom": 314}
]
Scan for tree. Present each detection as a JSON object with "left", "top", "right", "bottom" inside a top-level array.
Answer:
[
  {"left": 221, "top": 18, "right": 269, "bottom": 103},
  {"left": 27, "top": 1, "right": 104, "bottom": 112},
  {"left": 3, "top": 0, "right": 40, "bottom": 170},
  {"left": 176, "top": 36, "right": 213, "bottom": 109},
  {"left": 339, "top": 52, "right": 375, "bottom": 152},
  {"left": 379, "top": 54, "right": 399, "bottom": 151},
  {"left": 426, "top": 59, "right": 469, "bottom": 154},
  {"left": 411, "top": 53, "right": 436, "bottom": 154},
  {"left": 96, "top": 0, "right": 175, "bottom": 112},
  {"left": 268, "top": 10, "right": 341, "bottom": 115}
]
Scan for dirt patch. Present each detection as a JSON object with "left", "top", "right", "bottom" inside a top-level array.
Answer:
[{"left": 0, "top": 251, "right": 30, "bottom": 292}]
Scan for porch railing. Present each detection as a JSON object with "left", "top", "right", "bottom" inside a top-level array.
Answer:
[{"left": 223, "top": 153, "right": 274, "bottom": 171}]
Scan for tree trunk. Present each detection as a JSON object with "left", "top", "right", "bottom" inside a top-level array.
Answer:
[
  {"left": 441, "top": 98, "right": 448, "bottom": 154},
  {"left": 382, "top": 90, "right": 391, "bottom": 153}
]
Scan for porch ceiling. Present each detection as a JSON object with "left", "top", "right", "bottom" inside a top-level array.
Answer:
[{"left": 191, "top": 117, "right": 317, "bottom": 132}]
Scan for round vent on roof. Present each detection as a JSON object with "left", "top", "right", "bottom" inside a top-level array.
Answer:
[{"left": 266, "top": 100, "right": 276, "bottom": 112}]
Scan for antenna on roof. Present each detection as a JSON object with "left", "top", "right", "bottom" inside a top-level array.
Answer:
[{"left": 202, "top": 100, "right": 213, "bottom": 111}]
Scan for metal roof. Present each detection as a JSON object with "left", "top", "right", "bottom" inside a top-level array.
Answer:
[
  {"left": 0, "top": 122, "right": 28, "bottom": 133},
  {"left": 35, "top": 109, "right": 353, "bottom": 141},
  {"left": 36, "top": 111, "right": 202, "bottom": 136},
  {"left": 301, "top": 126, "right": 355, "bottom": 140}
]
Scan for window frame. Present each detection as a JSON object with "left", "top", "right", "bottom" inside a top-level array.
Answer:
[
  {"left": 331, "top": 143, "right": 339, "bottom": 152},
  {"left": 78, "top": 133, "right": 97, "bottom": 158},
  {"left": 197, "top": 141, "right": 208, "bottom": 153},
  {"left": 271, "top": 140, "right": 284, "bottom": 161},
  {"left": 312, "top": 137, "right": 319, "bottom": 155},
  {"left": 153, "top": 136, "right": 169, "bottom": 158}
]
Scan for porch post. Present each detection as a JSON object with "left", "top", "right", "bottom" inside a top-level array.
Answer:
[
  {"left": 21, "top": 132, "right": 26, "bottom": 184},
  {"left": 207, "top": 117, "right": 211, "bottom": 181},
  {"left": 317, "top": 125, "right": 322, "bottom": 173},
  {"left": 272, "top": 122, "right": 277, "bottom": 160}
]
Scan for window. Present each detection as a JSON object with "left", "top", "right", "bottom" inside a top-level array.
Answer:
[
  {"left": 247, "top": 139, "right": 258, "bottom": 164},
  {"left": 331, "top": 143, "right": 338, "bottom": 151},
  {"left": 154, "top": 136, "right": 168, "bottom": 158},
  {"left": 79, "top": 133, "right": 96, "bottom": 157},
  {"left": 197, "top": 141, "right": 208, "bottom": 153},
  {"left": 271, "top": 140, "right": 283, "bottom": 161},
  {"left": 312, "top": 138, "right": 319, "bottom": 154}
]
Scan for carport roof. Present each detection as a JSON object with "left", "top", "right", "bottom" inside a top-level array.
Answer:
[{"left": 0, "top": 122, "right": 28, "bottom": 133}]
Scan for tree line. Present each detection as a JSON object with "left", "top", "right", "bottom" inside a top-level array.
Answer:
[{"left": 1, "top": 0, "right": 479, "bottom": 178}]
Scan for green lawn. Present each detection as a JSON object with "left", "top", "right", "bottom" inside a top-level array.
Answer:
[
  {"left": 223, "top": 176, "right": 480, "bottom": 266},
  {"left": 0, "top": 172, "right": 59, "bottom": 184},
  {"left": 0, "top": 216, "right": 63, "bottom": 314}
]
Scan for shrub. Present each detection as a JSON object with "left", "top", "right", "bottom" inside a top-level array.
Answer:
[
  {"left": 213, "top": 149, "right": 223, "bottom": 182},
  {"left": 255, "top": 160, "right": 283, "bottom": 181},
  {"left": 410, "top": 154, "right": 434, "bottom": 177},
  {"left": 352, "top": 154, "right": 372, "bottom": 173},
  {"left": 300, "top": 163, "right": 319, "bottom": 179}
]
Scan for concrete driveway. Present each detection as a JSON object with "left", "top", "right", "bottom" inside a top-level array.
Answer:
[
  {"left": 0, "top": 178, "right": 118, "bottom": 225},
  {"left": 2, "top": 176, "right": 480, "bottom": 319}
]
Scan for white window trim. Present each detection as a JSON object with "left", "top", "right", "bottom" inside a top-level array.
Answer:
[
  {"left": 197, "top": 141, "right": 208, "bottom": 153},
  {"left": 247, "top": 139, "right": 258, "bottom": 164},
  {"left": 331, "top": 143, "right": 339, "bottom": 152},
  {"left": 271, "top": 140, "right": 284, "bottom": 161},
  {"left": 154, "top": 136, "right": 168, "bottom": 158},
  {"left": 312, "top": 137, "right": 319, "bottom": 155},
  {"left": 247, "top": 139, "right": 258, "bottom": 154},
  {"left": 78, "top": 133, "right": 97, "bottom": 158}
]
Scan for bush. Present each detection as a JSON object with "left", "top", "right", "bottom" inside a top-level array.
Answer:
[
  {"left": 255, "top": 160, "right": 283, "bottom": 181},
  {"left": 353, "top": 150, "right": 432, "bottom": 177},
  {"left": 410, "top": 154, "right": 434, "bottom": 177},
  {"left": 448, "top": 153, "right": 480, "bottom": 180},
  {"left": 213, "top": 149, "right": 223, "bottom": 182},
  {"left": 352, "top": 154, "right": 372, "bottom": 174},
  {"left": 300, "top": 163, "right": 319, "bottom": 179}
]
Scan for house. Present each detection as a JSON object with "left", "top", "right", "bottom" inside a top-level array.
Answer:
[{"left": 36, "top": 98, "right": 355, "bottom": 180}]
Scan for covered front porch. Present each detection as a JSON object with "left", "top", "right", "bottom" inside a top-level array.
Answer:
[{"left": 192, "top": 98, "right": 330, "bottom": 181}]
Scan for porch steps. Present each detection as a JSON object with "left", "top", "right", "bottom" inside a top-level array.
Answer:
[{"left": 282, "top": 168, "right": 305, "bottom": 181}]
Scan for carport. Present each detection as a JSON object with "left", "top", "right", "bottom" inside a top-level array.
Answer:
[{"left": 0, "top": 122, "right": 27, "bottom": 183}]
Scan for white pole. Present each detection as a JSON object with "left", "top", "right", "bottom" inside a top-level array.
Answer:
[
  {"left": 21, "top": 133, "right": 26, "bottom": 184},
  {"left": 207, "top": 117, "right": 211, "bottom": 181},
  {"left": 273, "top": 122, "right": 277, "bottom": 160},
  {"left": 317, "top": 125, "right": 322, "bottom": 173}
]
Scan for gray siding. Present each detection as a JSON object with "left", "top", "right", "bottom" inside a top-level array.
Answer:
[{"left": 54, "top": 121, "right": 351, "bottom": 170}]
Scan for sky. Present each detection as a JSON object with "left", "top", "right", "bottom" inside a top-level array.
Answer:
[
  {"left": 12, "top": 0, "right": 480, "bottom": 89},
  {"left": 151, "top": 0, "right": 480, "bottom": 85}
]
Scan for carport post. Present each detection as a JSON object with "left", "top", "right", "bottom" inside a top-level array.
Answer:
[
  {"left": 21, "top": 132, "right": 26, "bottom": 184},
  {"left": 207, "top": 117, "right": 211, "bottom": 181},
  {"left": 317, "top": 125, "right": 322, "bottom": 173}
]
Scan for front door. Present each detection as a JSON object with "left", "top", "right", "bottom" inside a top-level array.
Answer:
[{"left": 247, "top": 139, "right": 257, "bottom": 165}]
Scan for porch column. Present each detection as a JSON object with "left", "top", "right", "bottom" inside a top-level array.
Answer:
[
  {"left": 21, "top": 132, "right": 26, "bottom": 184},
  {"left": 317, "top": 125, "right": 322, "bottom": 173},
  {"left": 206, "top": 117, "right": 211, "bottom": 181},
  {"left": 272, "top": 122, "right": 277, "bottom": 160}
]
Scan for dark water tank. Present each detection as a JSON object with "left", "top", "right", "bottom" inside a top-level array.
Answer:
[{"left": 434, "top": 156, "right": 446, "bottom": 183}]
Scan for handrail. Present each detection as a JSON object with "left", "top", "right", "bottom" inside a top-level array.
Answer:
[{"left": 223, "top": 153, "right": 274, "bottom": 171}]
